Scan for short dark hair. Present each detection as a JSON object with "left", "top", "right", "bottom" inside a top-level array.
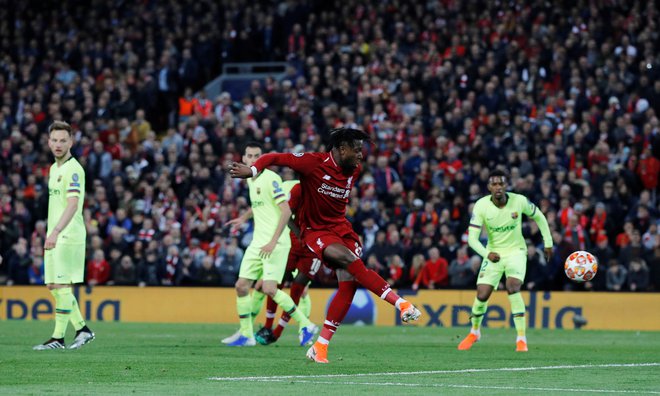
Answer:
[
  {"left": 488, "top": 169, "right": 509, "bottom": 180},
  {"left": 243, "top": 141, "right": 264, "bottom": 154},
  {"left": 48, "top": 121, "right": 73, "bottom": 136},
  {"left": 327, "top": 127, "right": 371, "bottom": 150}
]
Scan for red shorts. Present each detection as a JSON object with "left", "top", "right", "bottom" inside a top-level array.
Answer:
[
  {"left": 287, "top": 234, "right": 323, "bottom": 278},
  {"left": 286, "top": 249, "right": 324, "bottom": 279},
  {"left": 302, "top": 223, "right": 362, "bottom": 269}
]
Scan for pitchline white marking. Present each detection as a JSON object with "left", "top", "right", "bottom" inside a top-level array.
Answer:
[
  {"left": 217, "top": 379, "right": 660, "bottom": 394},
  {"left": 210, "top": 362, "right": 660, "bottom": 393},
  {"left": 210, "top": 362, "right": 660, "bottom": 381}
]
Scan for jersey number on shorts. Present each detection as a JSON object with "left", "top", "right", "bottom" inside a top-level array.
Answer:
[{"left": 310, "top": 258, "right": 322, "bottom": 276}]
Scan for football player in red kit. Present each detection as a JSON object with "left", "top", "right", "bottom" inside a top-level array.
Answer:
[{"left": 230, "top": 128, "right": 421, "bottom": 363}]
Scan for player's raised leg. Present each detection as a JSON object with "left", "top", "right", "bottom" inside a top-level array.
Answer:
[{"left": 323, "top": 243, "right": 421, "bottom": 322}]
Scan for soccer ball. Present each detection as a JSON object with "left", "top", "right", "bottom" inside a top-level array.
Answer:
[{"left": 564, "top": 250, "right": 598, "bottom": 282}]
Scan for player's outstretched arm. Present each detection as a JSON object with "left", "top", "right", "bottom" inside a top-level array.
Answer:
[
  {"left": 253, "top": 152, "right": 319, "bottom": 176},
  {"left": 228, "top": 162, "right": 253, "bottom": 179}
]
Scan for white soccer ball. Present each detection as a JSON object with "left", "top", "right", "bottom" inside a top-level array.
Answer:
[{"left": 564, "top": 250, "right": 598, "bottom": 282}]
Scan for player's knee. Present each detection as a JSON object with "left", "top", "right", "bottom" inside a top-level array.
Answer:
[
  {"left": 323, "top": 247, "right": 352, "bottom": 269},
  {"left": 261, "top": 282, "right": 278, "bottom": 296},
  {"left": 506, "top": 285, "right": 522, "bottom": 294},
  {"left": 235, "top": 280, "right": 250, "bottom": 296},
  {"left": 336, "top": 269, "right": 355, "bottom": 282},
  {"left": 335, "top": 252, "right": 355, "bottom": 268}
]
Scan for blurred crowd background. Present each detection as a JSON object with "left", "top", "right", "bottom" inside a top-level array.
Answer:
[{"left": 0, "top": 0, "right": 658, "bottom": 291}]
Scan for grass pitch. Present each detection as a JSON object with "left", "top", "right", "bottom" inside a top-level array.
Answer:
[{"left": 1, "top": 321, "right": 659, "bottom": 395}]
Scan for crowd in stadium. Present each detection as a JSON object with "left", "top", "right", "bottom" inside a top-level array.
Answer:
[{"left": 0, "top": 0, "right": 658, "bottom": 291}]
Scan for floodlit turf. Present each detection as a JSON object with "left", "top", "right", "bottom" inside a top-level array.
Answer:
[{"left": 1, "top": 321, "right": 659, "bottom": 395}]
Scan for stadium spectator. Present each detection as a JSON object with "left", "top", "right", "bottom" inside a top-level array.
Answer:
[
  {"left": 627, "top": 259, "right": 650, "bottom": 292},
  {"left": 111, "top": 256, "right": 138, "bottom": 286},
  {"left": 197, "top": 255, "right": 221, "bottom": 286},
  {"left": 412, "top": 247, "right": 449, "bottom": 290},
  {"left": 619, "top": 229, "right": 645, "bottom": 268},
  {"left": 28, "top": 255, "right": 45, "bottom": 285},
  {"left": 86, "top": 249, "right": 111, "bottom": 286},
  {"left": 448, "top": 246, "right": 476, "bottom": 289},
  {"left": 6, "top": 238, "right": 31, "bottom": 285},
  {"left": 524, "top": 242, "right": 553, "bottom": 291},
  {"left": 606, "top": 260, "right": 628, "bottom": 292},
  {"left": 386, "top": 255, "right": 405, "bottom": 288},
  {"left": 138, "top": 249, "right": 162, "bottom": 287},
  {"left": 175, "top": 252, "right": 198, "bottom": 286}
]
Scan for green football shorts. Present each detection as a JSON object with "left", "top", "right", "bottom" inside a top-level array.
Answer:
[
  {"left": 476, "top": 250, "right": 527, "bottom": 287},
  {"left": 44, "top": 243, "right": 85, "bottom": 284},
  {"left": 238, "top": 243, "right": 290, "bottom": 282}
]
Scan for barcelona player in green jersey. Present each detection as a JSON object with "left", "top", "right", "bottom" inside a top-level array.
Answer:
[
  {"left": 458, "top": 169, "right": 552, "bottom": 352},
  {"left": 221, "top": 142, "right": 317, "bottom": 346},
  {"left": 34, "top": 121, "right": 95, "bottom": 350}
]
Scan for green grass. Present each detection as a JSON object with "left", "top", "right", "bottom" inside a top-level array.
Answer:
[{"left": 1, "top": 321, "right": 659, "bottom": 395}]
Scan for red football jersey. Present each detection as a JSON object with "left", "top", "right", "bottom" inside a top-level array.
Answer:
[
  {"left": 253, "top": 152, "right": 360, "bottom": 232},
  {"left": 288, "top": 181, "right": 308, "bottom": 248},
  {"left": 288, "top": 182, "right": 302, "bottom": 222}
]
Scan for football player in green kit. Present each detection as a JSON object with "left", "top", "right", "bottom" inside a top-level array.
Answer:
[{"left": 459, "top": 169, "right": 552, "bottom": 352}]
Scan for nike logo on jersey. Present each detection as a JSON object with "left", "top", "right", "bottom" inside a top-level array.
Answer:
[{"left": 323, "top": 175, "right": 331, "bottom": 180}]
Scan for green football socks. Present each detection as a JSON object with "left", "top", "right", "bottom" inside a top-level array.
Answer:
[
  {"left": 51, "top": 288, "right": 74, "bottom": 339},
  {"left": 272, "top": 290, "right": 312, "bottom": 328},
  {"left": 508, "top": 292, "right": 526, "bottom": 337},
  {"left": 250, "top": 290, "right": 266, "bottom": 324},
  {"left": 470, "top": 297, "right": 488, "bottom": 332},
  {"left": 237, "top": 295, "right": 253, "bottom": 337}
]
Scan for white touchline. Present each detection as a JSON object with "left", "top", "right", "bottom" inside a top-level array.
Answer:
[
  {"left": 213, "top": 379, "right": 660, "bottom": 394},
  {"left": 209, "top": 362, "right": 660, "bottom": 382}
]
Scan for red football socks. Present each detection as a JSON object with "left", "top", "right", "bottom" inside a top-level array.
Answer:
[
  {"left": 346, "top": 258, "right": 400, "bottom": 305},
  {"left": 264, "top": 296, "right": 278, "bottom": 329},
  {"left": 319, "top": 280, "right": 358, "bottom": 342}
]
